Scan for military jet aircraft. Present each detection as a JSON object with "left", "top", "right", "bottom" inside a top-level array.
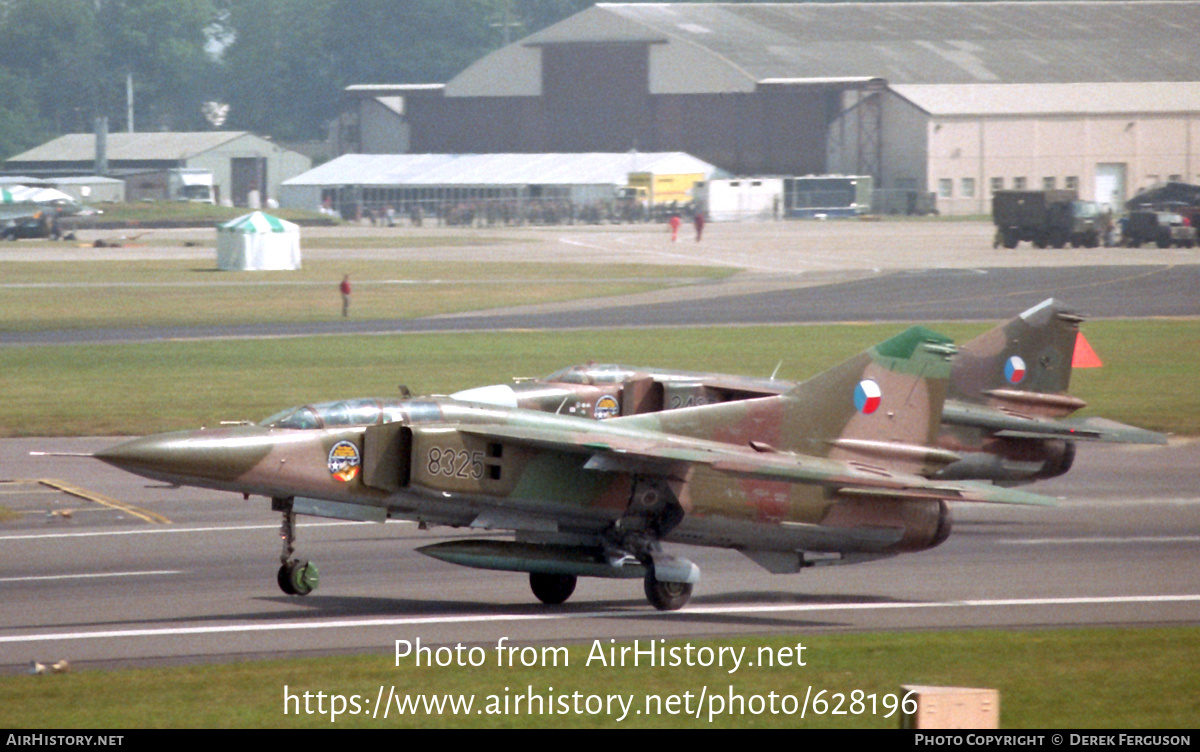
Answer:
[
  {"left": 1, "top": 186, "right": 95, "bottom": 240},
  {"left": 452, "top": 299, "right": 1165, "bottom": 485},
  {"left": 92, "top": 327, "right": 1051, "bottom": 611},
  {"left": 932, "top": 298, "right": 1165, "bottom": 482}
]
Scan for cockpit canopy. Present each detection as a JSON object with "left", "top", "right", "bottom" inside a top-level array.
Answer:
[
  {"left": 259, "top": 399, "right": 443, "bottom": 429},
  {"left": 543, "top": 363, "right": 638, "bottom": 385}
]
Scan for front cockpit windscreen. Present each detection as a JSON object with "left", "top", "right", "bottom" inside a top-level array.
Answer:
[
  {"left": 259, "top": 405, "right": 323, "bottom": 430},
  {"left": 260, "top": 399, "right": 383, "bottom": 429}
]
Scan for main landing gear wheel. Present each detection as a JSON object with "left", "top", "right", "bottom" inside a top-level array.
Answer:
[
  {"left": 644, "top": 571, "right": 692, "bottom": 611},
  {"left": 529, "top": 573, "right": 577, "bottom": 605},
  {"left": 278, "top": 559, "right": 319, "bottom": 596}
]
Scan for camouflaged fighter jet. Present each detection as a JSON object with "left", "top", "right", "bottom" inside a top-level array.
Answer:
[
  {"left": 452, "top": 299, "right": 1165, "bottom": 485},
  {"left": 933, "top": 298, "right": 1166, "bottom": 483},
  {"left": 92, "top": 327, "right": 1052, "bottom": 611}
]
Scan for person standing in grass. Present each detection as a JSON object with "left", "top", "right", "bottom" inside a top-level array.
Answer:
[{"left": 340, "top": 274, "right": 352, "bottom": 317}]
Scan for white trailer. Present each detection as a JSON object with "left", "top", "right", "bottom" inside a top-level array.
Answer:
[
  {"left": 696, "top": 178, "right": 783, "bottom": 222},
  {"left": 168, "top": 168, "right": 215, "bottom": 204}
]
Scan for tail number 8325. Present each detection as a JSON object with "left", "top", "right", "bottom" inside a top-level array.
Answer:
[{"left": 426, "top": 447, "right": 485, "bottom": 479}]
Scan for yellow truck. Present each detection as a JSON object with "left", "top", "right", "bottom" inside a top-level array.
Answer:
[{"left": 626, "top": 172, "right": 704, "bottom": 205}]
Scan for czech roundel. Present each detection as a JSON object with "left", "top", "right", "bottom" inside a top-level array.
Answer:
[
  {"left": 1004, "top": 355, "right": 1027, "bottom": 384},
  {"left": 854, "top": 379, "right": 882, "bottom": 414}
]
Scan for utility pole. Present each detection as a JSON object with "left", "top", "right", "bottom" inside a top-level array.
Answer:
[
  {"left": 127, "top": 73, "right": 134, "bottom": 133},
  {"left": 491, "top": 0, "right": 522, "bottom": 46},
  {"left": 95, "top": 117, "right": 109, "bottom": 176}
]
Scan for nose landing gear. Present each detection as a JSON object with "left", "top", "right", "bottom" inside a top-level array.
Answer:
[{"left": 274, "top": 497, "right": 319, "bottom": 596}]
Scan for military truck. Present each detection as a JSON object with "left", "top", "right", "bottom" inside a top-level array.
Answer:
[{"left": 992, "top": 190, "right": 1100, "bottom": 249}]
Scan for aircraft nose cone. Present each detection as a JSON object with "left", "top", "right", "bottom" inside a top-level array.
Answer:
[{"left": 95, "top": 429, "right": 274, "bottom": 485}]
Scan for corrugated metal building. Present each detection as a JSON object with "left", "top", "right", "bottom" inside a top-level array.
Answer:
[
  {"left": 340, "top": 1, "right": 1200, "bottom": 214},
  {"left": 4, "top": 132, "right": 312, "bottom": 207},
  {"left": 280, "top": 151, "right": 723, "bottom": 221}
]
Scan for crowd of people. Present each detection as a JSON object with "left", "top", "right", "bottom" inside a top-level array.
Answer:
[{"left": 332, "top": 198, "right": 706, "bottom": 228}]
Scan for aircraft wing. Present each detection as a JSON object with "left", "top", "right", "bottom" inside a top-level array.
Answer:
[
  {"left": 943, "top": 401, "right": 1167, "bottom": 444},
  {"left": 1050, "top": 416, "right": 1168, "bottom": 445},
  {"left": 456, "top": 423, "right": 1056, "bottom": 507}
]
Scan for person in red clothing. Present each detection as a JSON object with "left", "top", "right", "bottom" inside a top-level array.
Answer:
[
  {"left": 340, "top": 274, "right": 352, "bottom": 317},
  {"left": 669, "top": 213, "right": 681, "bottom": 241},
  {"left": 693, "top": 210, "right": 706, "bottom": 241}
]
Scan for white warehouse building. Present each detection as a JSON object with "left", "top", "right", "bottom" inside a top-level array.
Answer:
[{"left": 884, "top": 83, "right": 1200, "bottom": 214}]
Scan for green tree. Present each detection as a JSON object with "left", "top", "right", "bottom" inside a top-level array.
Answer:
[
  {"left": 95, "top": 0, "right": 224, "bottom": 131},
  {"left": 0, "top": 64, "right": 52, "bottom": 160},
  {"left": 0, "top": 0, "right": 609, "bottom": 146},
  {"left": 0, "top": 0, "right": 222, "bottom": 134},
  {"left": 0, "top": 0, "right": 107, "bottom": 133},
  {"left": 221, "top": 0, "right": 514, "bottom": 140},
  {"left": 219, "top": 0, "right": 339, "bottom": 140}
]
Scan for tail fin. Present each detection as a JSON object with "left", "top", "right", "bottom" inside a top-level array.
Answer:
[
  {"left": 625, "top": 326, "right": 959, "bottom": 476},
  {"left": 781, "top": 326, "right": 958, "bottom": 474},
  {"left": 950, "top": 299, "right": 1084, "bottom": 414}
]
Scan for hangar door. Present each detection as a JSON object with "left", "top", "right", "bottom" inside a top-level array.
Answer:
[
  {"left": 232, "top": 157, "right": 268, "bottom": 207},
  {"left": 541, "top": 42, "right": 651, "bottom": 152},
  {"left": 1095, "top": 164, "right": 1126, "bottom": 211}
]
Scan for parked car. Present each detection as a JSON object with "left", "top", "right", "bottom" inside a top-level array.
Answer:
[{"left": 1123, "top": 210, "right": 1197, "bottom": 248}]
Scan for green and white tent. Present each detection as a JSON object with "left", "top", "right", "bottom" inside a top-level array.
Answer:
[{"left": 215, "top": 211, "right": 301, "bottom": 270}]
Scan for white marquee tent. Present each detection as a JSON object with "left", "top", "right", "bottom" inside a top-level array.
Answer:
[{"left": 215, "top": 211, "right": 301, "bottom": 271}]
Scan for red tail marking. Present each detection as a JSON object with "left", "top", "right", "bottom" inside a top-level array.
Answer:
[{"left": 1072, "top": 332, "right": 1103, "bottom": 368}]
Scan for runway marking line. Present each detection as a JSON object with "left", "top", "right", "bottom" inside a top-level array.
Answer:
[
  {"left": 1003, "top": 535, "right": 1200, "bottom": 545},
  {"left": 0, "top": 570, "right": 181, "bottom": 583},
  {"left": 0, "top": 519, "right": 378, "bottom": 541},
  {"left": 2, "top": 594, "right": 1197, "bottom": 645},
  {"left": 7, "top": 479, "right": 173, "bottom": 525}
]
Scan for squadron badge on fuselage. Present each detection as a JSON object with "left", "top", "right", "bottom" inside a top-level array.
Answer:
[
  {"left": 328, "top": 440, "right": 362, "bottom": 482},
  {"left": 594, "top": 395, "right": 620, "bottom": 419}
]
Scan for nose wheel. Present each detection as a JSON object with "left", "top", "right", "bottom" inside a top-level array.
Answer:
[
  {"left": 278, "top": 558, "right": 319, "bottom": 596},
  {"left": 274, "top": 497, "right": 319, "bottom": 596}
]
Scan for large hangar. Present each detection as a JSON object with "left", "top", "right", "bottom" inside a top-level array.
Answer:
[{"left": 340, "top": 1, "right": 1200, "bottom": 215}]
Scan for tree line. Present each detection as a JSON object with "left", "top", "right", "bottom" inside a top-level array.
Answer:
[{"left": 0, "top": 0, "right": 595, "bottom": 160}]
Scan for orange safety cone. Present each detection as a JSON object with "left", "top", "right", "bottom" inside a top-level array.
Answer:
[{"left": 1072, "top": 332, "right": 1103, "bottom": 368}]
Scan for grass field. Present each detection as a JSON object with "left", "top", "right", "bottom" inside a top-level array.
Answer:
[
  {"left": 1, "top": 627, "right": 1196, "bottom": 728},
  {"left": 0, "top": 258, "right": 731, "bottom": 332},
  {"left": 2, "top": 320, "right": 1196, "bottom": 437},
  {"left": 76, "top": 202, "right": 334, "bottom": 225}
]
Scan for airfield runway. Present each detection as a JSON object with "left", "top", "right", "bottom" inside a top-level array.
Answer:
[
  {"left": 2, "top": 438, "right": 1198, "bottom": 670},
  {"left": 2, "top": 219, "right": 1198, "bottom": 671}
]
